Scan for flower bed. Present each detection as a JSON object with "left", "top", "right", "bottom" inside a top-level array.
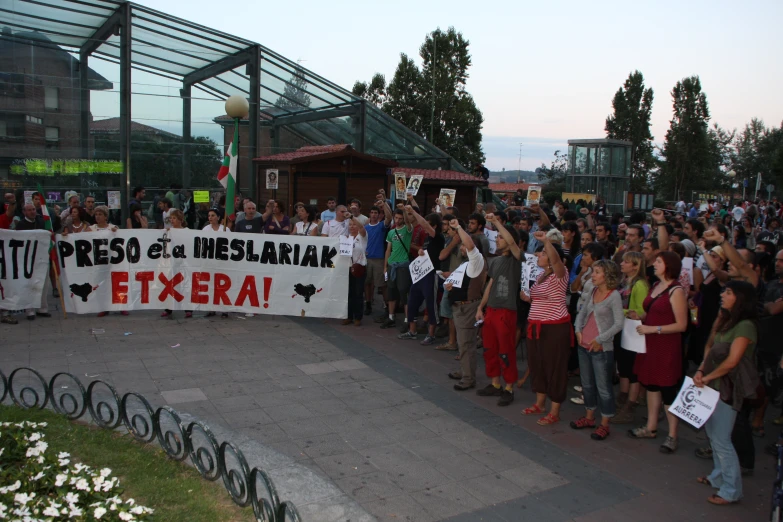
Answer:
[{"left": 0, "top": 421, "right": 153, "bottom": 521}]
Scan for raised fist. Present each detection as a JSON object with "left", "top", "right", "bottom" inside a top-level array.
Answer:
[
  {"left": 449, "top": 219, "right": 460, "bottom": 230},
  {"left": 533, "top": 230, "right": 547, "bottom": 241},
  {"left": 702, "top": 228, "right": 721, "bottom": 241},
  {"left": 651, "top": 208, "right": 664, "bottom": 221},
  {"left": 580, "top": 208, "right": 589, "bottom": 215}
]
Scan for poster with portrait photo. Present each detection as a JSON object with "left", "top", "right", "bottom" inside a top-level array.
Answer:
[
  {"left": 526, "top": 185, "right": 541, "bottom": 206},
  {"left": 438, "top": 189, "right": 456, "bottom": 209},
  {"left": 406, "top": 175, "right": 424, "bottom": 196},
  {"left": 266, "top": 169, "right": 279, "bottom": 190},
  {"left": 394, "top": 172, "right": 408, "bottom": 200}
]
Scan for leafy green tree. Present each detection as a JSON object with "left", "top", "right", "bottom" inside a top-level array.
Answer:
[
  {"left": 275, "top": 65, "right": 312, "bottom": 111},
  {"left": 657, "top": 76, "right": 717, "bottom": 199},
  {"left": 353, "top": 27, "right": 485, "bottom": 168},
  {"left": 605, "top": 71, "right": 655, "bottom": 190},
  {"left": 759, "top": 123, "right": 783, "bottom": 191},
  {"left": 537, "top": 150, "right": 568, "bottom": 204}
]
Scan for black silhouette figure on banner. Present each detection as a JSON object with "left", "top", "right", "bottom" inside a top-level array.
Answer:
[
  {"left": 292, "top": 283, "right": 323, "bottom": 303},
  {"left": 70, "top": 283, "right": 98, "bottom": 302}
]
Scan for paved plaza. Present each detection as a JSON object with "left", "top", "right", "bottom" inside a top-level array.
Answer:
[{"left": 0, "top": 306, "right": 774, "bottom": 522}]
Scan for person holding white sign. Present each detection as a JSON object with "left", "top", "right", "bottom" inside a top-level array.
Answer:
[
  {"left": 570, "top": 260, "right": 624, "bottom": 441},
  {"left": 628, "top": 251, "right": 688, "bottom": 454},
  {"left": 398, "top": 207, "right": 443, "bottom": 345},
  {"left": 694, "top": 280, "right": 759, "bottom": 505},
  {"left": 344, "top": 217, "right": 368, "bottom": 326}
]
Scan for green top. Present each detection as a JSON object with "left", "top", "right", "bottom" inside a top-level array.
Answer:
[
  {"left": 709, "top": 319, "right": 757, "bottom": 391},
  {"left": 624, "top": 279, "right": 649, "bottom": 317},
  {"left": 386, "top": 225, "right": 412, "bottom": 265}
]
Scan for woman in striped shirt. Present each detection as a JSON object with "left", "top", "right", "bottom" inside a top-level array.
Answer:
[{"left": 521, "top": 231, "right": 572, "bottom": 426}]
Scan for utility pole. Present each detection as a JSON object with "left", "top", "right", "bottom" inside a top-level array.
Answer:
[
  {"left": 430, "top": 33, "right": 436, "bottom": 143},
  {"left": 517, "top": 143, "right": 523, "bottom": 183}
]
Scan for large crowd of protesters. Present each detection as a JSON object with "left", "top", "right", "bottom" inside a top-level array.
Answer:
[{"left": 2, "top": 184, "right": 783, "bottom": 506}]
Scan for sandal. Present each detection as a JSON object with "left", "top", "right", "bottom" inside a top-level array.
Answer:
[
  {"left": 627, "top": 425, "right": 657, "bottom": 439},
  {"left": 436, "top": 343, "right": 457, "bottom": 351},
  {"left": 522, "top": 405, "right": 544, "bottom": 415},
  {"left": 591, "top": 425, "right": 610, "bottom": 441},
  {"left": 570, "top": 416, "right": 596, "bottom": 430},
  {"left": 537, "top": 413, "right": 560, "bottom": 426},
  {"left": 696, "top": 477, "right": 711, "bottom": 486},
  {"left": 707, "top": 494, "right": 738, "bottom": 506}
]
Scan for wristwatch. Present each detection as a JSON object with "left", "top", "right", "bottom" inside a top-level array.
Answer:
[{"left": 656, "top": 326, "right": 662, "bottom": 334}]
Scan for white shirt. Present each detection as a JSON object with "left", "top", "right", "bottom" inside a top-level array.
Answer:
[
  {"left": 352, "top": 214, "right": 369, "bottom": 226},
  {"left": 202, "top": 224, "right": 228, "bottom": 232},
  {"left": 465, "top": 243, "right": 485, "bottom": 278},
  {"left": 162, "top": 208, "right": 172, "bottom": 230},
  {"left": 295, "top": 221, "right": 316, "bottom": 236},
  {"left": 322, "top": 219, "right": 349, "bottom": 237},
  {"left": 349, "top": 233, "right": 368, "bottom": 266}
]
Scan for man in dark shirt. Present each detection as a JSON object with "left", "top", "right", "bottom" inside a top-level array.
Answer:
[
  {"left": 14, "top": 203, "right": 52, "bottom": 320},
  {"left": 757, "top": 217, "right": 781, "bottom": 247},
  {"left": 234, "top": 201, "right": 263, "bottom": 233}
]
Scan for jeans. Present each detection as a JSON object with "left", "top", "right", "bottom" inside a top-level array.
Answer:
[
  {"left": 577, "top": 347, "right": 616, "bottom": 417},
  {"left": 705, "top": 400, "right": 742, "bottom": 502},
  {"left": 406, "top": 271, "right": 437, "bottom": 325},
  {"left": 347, "top": 273, "right": 366, "bottom": 321}
]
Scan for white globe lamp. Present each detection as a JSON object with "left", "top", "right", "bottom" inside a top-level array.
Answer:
[{"left": 225, "top": 95, "right": 249, "bottom": 119}]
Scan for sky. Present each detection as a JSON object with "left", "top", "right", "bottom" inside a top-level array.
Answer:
[{"left": 95, "top": 0, "right": 783, "bottom": 171}]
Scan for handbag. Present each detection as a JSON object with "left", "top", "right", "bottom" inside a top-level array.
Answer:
[
  {"left": 351, "top": 263, "right": 366, "bottom": 278},
  {"left": 394, "top": 228, "right": 416, "bottom": 261}
]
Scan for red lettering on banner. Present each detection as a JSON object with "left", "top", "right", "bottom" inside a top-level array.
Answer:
[
  {"left": 135, "top": 271, "right": 154, "bottom": 304},
  {"left": 213, "top": 273, "right": 231, "bottom": 305},
  {"left": 191, "top": 272, "right": 210, "bottom": 304},
  {"left": 235, "top": 275, "right": 260, "bottom": 307},
  {"left": 111, "top": 272, "right": 129, "bottom": 304},
  {"left": 158, "top": 272, "right": 185, "bottom": 302}
]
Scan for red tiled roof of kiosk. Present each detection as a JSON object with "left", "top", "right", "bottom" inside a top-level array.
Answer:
[
  {"left": 393, "top": 167, "right": 484, "bottom": 183},
  {"left": 253, "top": 144, "right": 353, "bottom": 163}
]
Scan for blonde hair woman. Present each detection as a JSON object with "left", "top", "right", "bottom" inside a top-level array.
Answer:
[
  {"left": 611, "top": 251, "right": 650, "bottom": 424},
  {"left": 88, "top": 206, "right": 118, "bottom": 232}
]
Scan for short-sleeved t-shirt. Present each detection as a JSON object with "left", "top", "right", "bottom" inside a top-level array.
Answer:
[
  {"left": 264, "top": 215, "right": 290, "bottom": 235},
  {"left": 321, "top": 209, "right": 336, "bottom": 222},
  {"left": 365, "top": 221, "right": 388, "bottom": 259},
  {"left": 710, "top": 319, "right": 757, "bottom": 391},
  {"left": 487, "top": 255, "right": 522, "bottom": 310},
  {"left": 235, "top": 217, "right": 263, "bottom": 233},
  {"left": 386, "top": 226, "right": 412, "bottom": 265}
]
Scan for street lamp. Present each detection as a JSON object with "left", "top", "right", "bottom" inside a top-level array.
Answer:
[
  {"left": 221, "top": 95, "right": 248, "bottom": 222},
  {"left": 726, "top": 170, "right": 736, "bottom": 178}
]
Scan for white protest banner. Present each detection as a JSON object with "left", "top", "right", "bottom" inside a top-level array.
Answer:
[
  {"left": 668, "top": 376, "right": 720, "bottom": 429},
  {"left": 520, "top": 253, "right": 543, "bottom": 293},
  {"left": 266, "top": 169, "right": 279, "bottom": 190},
  {"left": 682, "top": 257, "right": 694, "bottom": 286},
  {"left": 444, "top": 261, "right": 468, "bottom": 289},
  {"left": 394, "top": 173, "right": 407, "bottom": 200},
  {"left": 406, "top": 175, "right": 423, "bottom": 196},
  {"left": 0, "top": 230, "right": 51, "bottom": 310},
  {"left": 438, "top": 189, "right": 456, "bottom": 208},
  {"left": 620, "top": 319, "right": 646, "bottom": 353},
  {"left": 56, "top": 229, "right": 350, "bottom": 318},
  {"left": 484, "top": 228, "right": 498, "bottom": 254},
  {"left": 339, "top": 236, "right": 353, "bottom": 257},
  {"left": 408, "top": 253, "right": 434, "bottom": 284}
]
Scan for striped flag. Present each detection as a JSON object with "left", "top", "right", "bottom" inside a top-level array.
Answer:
[
  {"left": 36, "top": 184, "right": 59, "bottom": 273},
  {"left": 217, "top": 123, "right": 238, "bottom": 218}
]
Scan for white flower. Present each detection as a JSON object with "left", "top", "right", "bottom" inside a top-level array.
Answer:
[
  {"left": 28, "top": 432, "right": 42, "bottom": 441},
  {"left": 32, "top": 471, "right": 45, "bottom": 481},
  {"left": 94, "top": 506, "right": 107, "bottom": 519},
  {"left": 37, "top": 455, "right": 45, "bottom": 463},
  {"left": 69, "top": 505, "right": 83, "bottom": 518},
  {"left": 118, "top": 511, "right": 134, "bottom": 521},
  {"left": 0, "top": 480, "right": 21, "bottom": 493},
  {"left": 14, "top": 492, "right": 35, "bottom": 505},
  {"left": 75, "top": 479, "right": 89, "bottom": 491},
  {"left": 130, "top": 506, "right": 145, "bottom": 515},
  {"left": 0, "top": 503, "right": 6, "bottom": 517},
  {"left": 64, "top": 492, "right": 79, "bottom": 505},
  {"left": 43, "top": 506, "right": 60, "bottom": 517},
  {"left": 58, "top": 452, "right": 70, "bottom": 458},
  {"left": 55, "top": 474, "right": 68, "bottom": 487},
  {"left": 125, "top": 499, "right": 135, "bottom": 506},
  {"left": 100, "top": 468, "right": 112, "bottom": 477}
]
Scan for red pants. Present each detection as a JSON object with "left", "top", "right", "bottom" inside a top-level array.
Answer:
[{"left": 482, "top": 307, "right": 518, "bottom": 383}]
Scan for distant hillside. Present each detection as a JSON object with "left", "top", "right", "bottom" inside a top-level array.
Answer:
[{"left": 488, "top": 170, "right": 538, "bottom": 183}]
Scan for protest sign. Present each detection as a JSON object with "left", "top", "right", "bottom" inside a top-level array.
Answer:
[
  {"left": 520, "top": 253, "right": 543, "bottom": 293},
  {"left": 46, "top": 192, "right": 61, "bottom": 203},
  {"left": 484, "top": 228, "right": 498, "bottom": 254},
  {"left": 0, "top": 230, "right": 51, "bottom": 310},
  {"left": 24, "top": 191, "right": 35, "bottom": 205},
  {"left": 526, "top": 185, "right": 541, "bottom": 206},
  {"left": 682, "top": 257, "right": 694, "bottom": 286},
  {"left": 193, "top": 191, "right": 210, "bottom": 203},
  {"left": 394, "top": 173, "right": 407, "bottom": 200},
  {"left": 56, "top": 230, "right": 350, "bottom": 318},
  {"left": 107, "top": 191, "right": 121, "bottom": 210},
  {"left": 266, "top": 169, "right": 279, "bottom": 190},
  {"left": 438, "top": 189, "right": 456, "bottom": 208},
  {"left": 668, "top": 376, "right": 720, "bottom": 429},
  {"left": 620, "top": 319, "right": 646, "bottom": 353},
  {"left": 408, "top": 254, "right": 434, "bottom": 284},
  {"left": 339, "top": 236, "right": 353, "bottom": 257},
  {"left": 406, "top": 175, "right": 423, "bottom": 196},
  {"left": 444, "top": 261, "right": 468, "bottom": 289}
]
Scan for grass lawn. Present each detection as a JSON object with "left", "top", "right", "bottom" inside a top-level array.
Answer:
[{"left": 0, "top": 404, "right": 255, "bottom": 522}]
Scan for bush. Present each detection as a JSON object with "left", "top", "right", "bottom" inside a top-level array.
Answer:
[{"left": 0, "top": 421, "right": 153, "bottom": 521}]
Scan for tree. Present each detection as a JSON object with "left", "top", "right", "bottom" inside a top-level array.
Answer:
[
  {"left": 537, "top": 150, "right": 568, "bottom": 205},
  {"left": 759, "top": 123, "right": 783, "bottom": 191},
  {"left": 657, "top": 76, "right": 717, "bottom": 199},
  {"left": 605, "top": 71, "right": 656, "bottom": 190},
  {"left": 275, "top": 65, "right": 311, "bottom": 111},
  {"left": 352, "top": 27, "right": 485, "bottom": 168}
]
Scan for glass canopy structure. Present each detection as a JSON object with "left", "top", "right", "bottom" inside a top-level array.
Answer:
[
  {"left": 0, "top": 0, "right": 464, "bottom": 221},
  {"left": 566, "top": 138, "right": 632, "bottom": 214}
]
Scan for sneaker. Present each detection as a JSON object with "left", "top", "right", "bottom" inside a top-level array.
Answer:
[
  {"left": 420, "top": 335, "right": 435, "bottom": 346},
  {"left": 497, "top": 389, "right": 514, "bottom": 407},
  {"left": 380, "top": 318, "right": 396, "bottom": 329},
  {"left": 570, "top": 417, "right": 596, "bottom": 430},
  {"left": 1, "top": 316, "right": 18, "bottom": 325},
  {"left": 400, "top": 322, "right": 412, "bottom": 334},
  {"left": 476, "top": 384, "right": 503, "bottom": 397},
  {"left": 573, "top": 385, "right": 583, "bottom": 393},
  {"left": 695, "top": 446, "right": 713, "bottom": 459},
  {"left": 627, "top": 425, "right": 657, "bottom": 439},
  {"left": 591, "top": 425, "right": 610, "bottom": 441},
  {"left": 570, "top": 396, "right": 585, "bottom": 405},
  {"left": 398, "top": 331, "right": 417, "bottom": 340},
  {"left": 660, "top": 436, "right": 678, "bottom": 454},
  {"left": 364, "top": 302, "right": 372, "bottom": 315}
]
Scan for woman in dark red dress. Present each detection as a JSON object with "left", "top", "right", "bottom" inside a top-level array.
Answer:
[{"left": 627, "top": 251, "right": 689, "bottom": 454}]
